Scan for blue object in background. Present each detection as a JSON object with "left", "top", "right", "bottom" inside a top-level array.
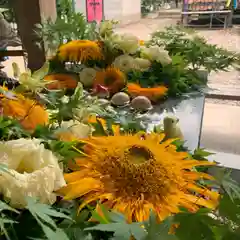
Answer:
[{"left": 233, "top": 0, "right": 238, "bottom": 9}]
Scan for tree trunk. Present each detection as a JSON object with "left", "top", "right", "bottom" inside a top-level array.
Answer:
[{"left": 10, "top": 0, "right": 46, "bottom": 71}]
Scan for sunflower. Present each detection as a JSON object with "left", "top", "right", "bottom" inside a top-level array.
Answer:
[
  {"left": 57, "top": 40, "right": 103, "bottom": 62},
  {"left": 59, "top": 132, "right": 219, "bottom": 222},
  {"left": 44, "top": 73, "right": 78, "bottom": 90},
  {"left": 93, "top": 67, "right": 126, "bottom": 94},
  {"left": 0, "top": 87, "right": 48, "bottom": 130},
  {"left": 127, "top": 83, "right": 168, "bottom": 102}
]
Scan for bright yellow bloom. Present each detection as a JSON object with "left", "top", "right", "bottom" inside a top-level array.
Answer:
[
  {"left": 139, "top": 40, "right": 145, "bottom": 46},
  {"left": 59, "top": 132, "right": 219, "bottom": 222},
  {"left": 58, "top": 40, "right": 103, "bottom": 62},
  {"left": 0, "top": 87, "right": 48, "bottom": 130},
  {"left": 93, "top": 67, "right": 126, "bottom": 94}
]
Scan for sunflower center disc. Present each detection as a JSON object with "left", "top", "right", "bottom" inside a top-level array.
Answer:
[{"left": 126, "top": 145, "right": 153, "bottom": 164}]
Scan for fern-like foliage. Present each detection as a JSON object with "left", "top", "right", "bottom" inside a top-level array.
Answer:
[{"left": 35, "top": 0, "right": 98, "bottom": 56}]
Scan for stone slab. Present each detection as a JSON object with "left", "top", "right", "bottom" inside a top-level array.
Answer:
[
  {"left": 206, "top": 84, "right": 240, "bottom": 100},
  {"left": 200, "top": 102, "right": 240, "bottom": 155},
  {"left": 116, "top": 93, "right": 205, "bottom": 151},
  {"left": 145, "top": 94, "right": 205, "bottom": 151}
]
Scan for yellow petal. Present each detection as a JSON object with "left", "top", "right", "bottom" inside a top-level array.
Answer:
[
  {"left": 184, "top": 194, "right": 218, "bottom": 209},
  {"left": 183, "top": 160, "right": 215, "bottom": 169},
  {"left": 59, "top": 178, "right": 101, "bottom": 200}
]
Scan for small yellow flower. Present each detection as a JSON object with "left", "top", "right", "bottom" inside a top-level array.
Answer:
[
  {"left": 139, "top": 40, "right": 145, "bottom": 46},
  {"left": 79, "top": 68, "right": 97, "bottom": 87},
  {"left": 58, "top": 40, "right": 103, "bottom": 62},
  {"left": 113, "top": 54, "right": 136, "bottom": 73}
]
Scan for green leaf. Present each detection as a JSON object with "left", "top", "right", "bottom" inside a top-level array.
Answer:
[
  {"left": 0, "top": 201, "right": 19, "bottom": 240},
  {"left": 221, "top": 230, "right": 240, "bottom": 240},
  {"left": 85, "top": 222, "right": 146, "bottom": 240},
  {"left": 37, "top": 221, "right": 70, "bottom": 240},
  {"left": 193, "top": 148, "right": 214, "bottom": 158},
  {"left": 174, "top": 209, "right": 218, "bottom": 240},
  {"left": 91, "top": 119, "right": 108, "bottom": 136},
  {"left": 0, "top": 214, "right": 17, "bottom": 240},
  {"left": 108, "top": 211, "right": 126, "bottom": 223},
  {"left": 218, "top": 170, "right": 240, "bottom": 201},
  {"left": 0, "top": 163, "right": 9, "bottom": 174},
  {"left": 90, "top": 203, "right": 110, "bottom": 224},
  {"left": 26, "top": 197, "right": 72, "bottom": 240},
  {"left": 0, "top": 200, "right": 19, "bottom": 214},
  {"left": 32, "top": 61, "right": 50, "bottom": 80},
  {"left": 218, "top": 194, "right": 240, "bottom": 224},
  {"left": 143, "top": 212, "right": 177, "bottom": 240}
]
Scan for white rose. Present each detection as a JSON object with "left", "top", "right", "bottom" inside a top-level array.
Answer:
[
  {"left": 113, "top": 54, "right": 136, "bottom": 72},
  {"left": 0, "top": 138, "right": 66, "bottom": 208},
  {"left": 114, "top": 34, "right": 139, "bottom": 54},
  {"left": 79, "top": 68, "right": 97, "bottom": 87},
  {"left": 141, "top": 46, "right": 172, "bottom": 65},
  {"left": 58, "top": 120, "right": 92, "bottom": 140},
  {"left": 134, "top": 58, "right": 151, "bottom": 71}
]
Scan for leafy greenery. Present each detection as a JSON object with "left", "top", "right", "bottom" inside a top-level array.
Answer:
[
  {"left": 128, "top": 53, "right": 205, "bottom": 97},
  {"left": 0, "top": 116, "right": 30, "bottom": 141},
  {"left": 149, "top": 26, "right": 240, "bottom": 73},
  {"left": 35, "top": 0, "right": 98, "bottom": 56},
  {"left": 141, "top": 0, "right": 163, "bottom": 16}
]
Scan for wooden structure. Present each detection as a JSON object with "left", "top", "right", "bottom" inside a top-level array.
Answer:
[
  {"left": 5, "top": 0, "right": 57, "bottom": 71},
  {"left": 181, "top": 0, "right": 233, "bottom": 28}
]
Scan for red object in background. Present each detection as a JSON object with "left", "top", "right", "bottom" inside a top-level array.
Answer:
[{"left": 86, "top": 0, "right": 104, "bottom": 22}]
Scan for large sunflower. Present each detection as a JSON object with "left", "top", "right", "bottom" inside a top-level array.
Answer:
[
  {"left": 0, "top": 87, "right": 48, "bottom": 130},
  {"left": 59, "top": 132, "right": 219, "bottom": 222},
  {"left": 57, "top": 40, "right": 103, "bottom": 62},
  {"left": 93, "top": 67, "right": 126, "bottom": 94}
]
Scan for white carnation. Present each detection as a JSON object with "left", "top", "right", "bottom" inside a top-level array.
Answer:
[{"left": 141, "top": 46, "right": 172, "bottom": 65}]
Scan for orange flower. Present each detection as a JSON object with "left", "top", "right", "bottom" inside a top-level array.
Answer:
[
  {"left": 44, "top": 73, "right": 78, "bottom": 90},
  {"left": 93, "top": 67, "right": 126, "bottom": 94},
  {"left": 0, "top": 87, "right": 48, "bottom": 130},
  {"left": 127, "top": 83, "right": 168, "bottom": 102}
]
